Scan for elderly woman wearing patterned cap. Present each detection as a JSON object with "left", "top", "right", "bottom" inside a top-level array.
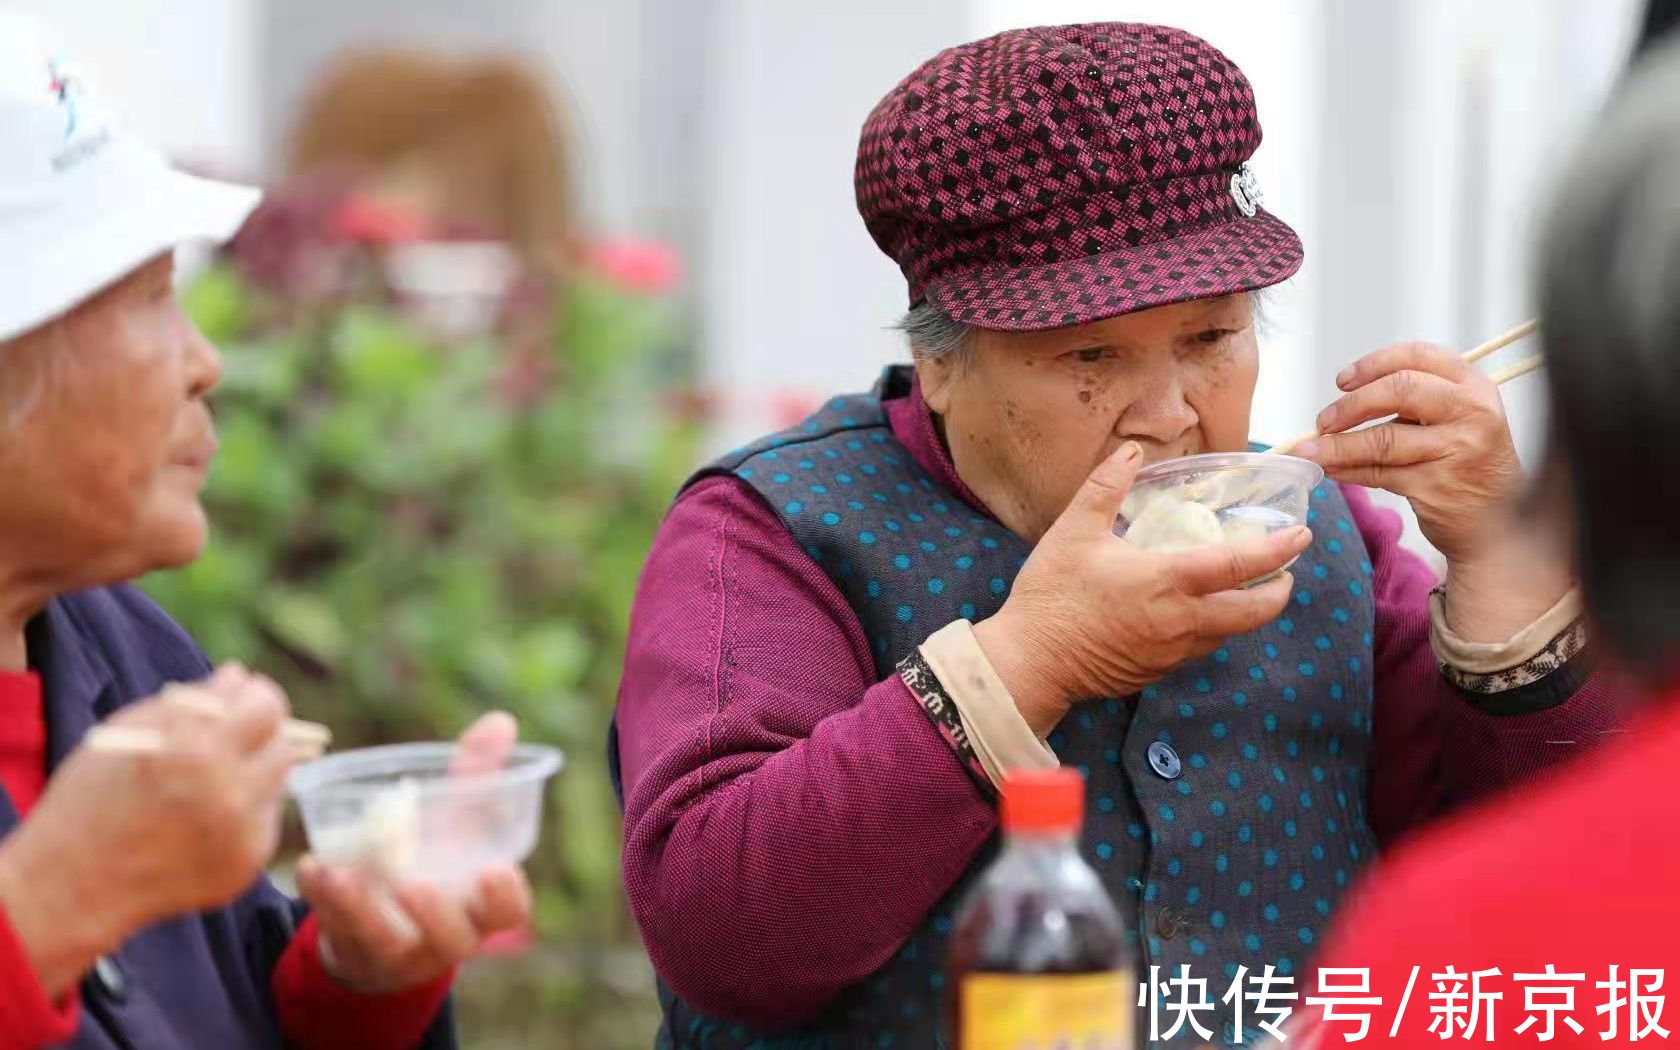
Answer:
[
  {"left": 0, "top": 17, "right": 529, "bottom": 1050},
  {"left": 613, "top": 23, "right": 1622, "bottom": 1048}
]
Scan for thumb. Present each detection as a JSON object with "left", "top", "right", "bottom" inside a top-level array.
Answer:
[
  {"left": 450, "top": 711, "right": 519, "bottom": 776},
  {"left": 1060, "top": 441, "right": 1145, "bottom": 532}
]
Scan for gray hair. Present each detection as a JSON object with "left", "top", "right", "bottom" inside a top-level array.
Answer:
[
  {"left": 895, "top": 288, "right": 1275, "bottom": 364},
  {"left": 895, "top": 300, "right": 976, "bottom": 366}
]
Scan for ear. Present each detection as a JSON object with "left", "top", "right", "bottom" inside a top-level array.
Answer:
[{"left": 914, "top": 354, "right": 960, "bottom": 416}]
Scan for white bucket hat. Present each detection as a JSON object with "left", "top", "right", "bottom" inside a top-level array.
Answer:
[{"left": 0, "top": 14, "right": 261, "bottom": 343}]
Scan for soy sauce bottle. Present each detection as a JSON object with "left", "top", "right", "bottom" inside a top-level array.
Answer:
[{"left": 946, "top": 768, "right": 1135, "bottom": 1050}]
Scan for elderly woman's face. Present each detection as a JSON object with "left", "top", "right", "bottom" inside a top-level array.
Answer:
[
  {"left": 0, "top": 255, "right": 222, "bottom": 587},
  {"left": 919, "top": 294, "right": 1259, "bottom": 541}
]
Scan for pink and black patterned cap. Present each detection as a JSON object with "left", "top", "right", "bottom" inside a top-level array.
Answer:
[{"left": 856, "top": 23, "right": 1302, "bottom": 331}]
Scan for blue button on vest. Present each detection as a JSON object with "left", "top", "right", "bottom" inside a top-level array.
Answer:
[{"left": 632, "top": 368, "right": 1381, "bottom": 1049}]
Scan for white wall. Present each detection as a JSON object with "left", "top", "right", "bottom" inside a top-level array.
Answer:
[
  {"left": 1382, "top": 0, "right": 1640, "bottom": 469},
  {"left": 1331, "top": 0, "right": 1639, "bottom": 560},
  {"left": 696, "top": 0, "right": 968, "bottom": 452}
]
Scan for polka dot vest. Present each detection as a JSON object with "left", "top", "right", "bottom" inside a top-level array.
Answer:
[{"left": 647, "top": 368, "right": 1381, "bottom": 1049}]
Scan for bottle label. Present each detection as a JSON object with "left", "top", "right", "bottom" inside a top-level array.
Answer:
[{"left": 960, "top": 971, "right": 1134, "bottom": 1050}]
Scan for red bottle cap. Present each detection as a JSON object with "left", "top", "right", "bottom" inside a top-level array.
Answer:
[{"left": 1001, "top": 767, "right": 1085, "bottom": 834}]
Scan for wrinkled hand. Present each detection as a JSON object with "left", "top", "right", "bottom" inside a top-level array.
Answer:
[
  {"left": 0, "top": 664, "right": 294, "bottom": 996},
  {"left": 973, "top": 442, "right": 1312, "bottom": 735},
  {"left": 297, "top": 712, "right": 534, "bottom": 996},
  {"left": 1297, "top": 342, "right": 1524, "bottom": 563}
]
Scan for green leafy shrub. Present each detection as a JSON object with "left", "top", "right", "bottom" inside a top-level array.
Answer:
[{"left": 144, "top": 258, "right": 694, "bottom": 1047}]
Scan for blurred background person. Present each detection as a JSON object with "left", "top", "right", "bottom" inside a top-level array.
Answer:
[
  {"left": 1297, "top": 29, "right": 1680, "bottom": 1050},
  {"left": 286, "top": 50, "right": 574, "bottom": 270},
  {"left": 0, "top": 15, "right": 531, "bottom": 1049}
]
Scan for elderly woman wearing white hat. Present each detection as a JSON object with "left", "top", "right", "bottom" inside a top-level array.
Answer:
[{"left": 0, "top": 18, "right": 528, "bottom": 1050}]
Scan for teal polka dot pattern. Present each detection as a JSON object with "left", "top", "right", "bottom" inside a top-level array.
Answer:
[{"left": 677, "top": 373, "right": 1381, "bottom": 1049}]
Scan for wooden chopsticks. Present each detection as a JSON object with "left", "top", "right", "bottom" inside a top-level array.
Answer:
[
  {"left": 1462, "top": 318, "right": 1538, "bottom": 364},
  {"left": 1270, "top": 319, "right": 1542, "bottom": 456},
  {"left": 86, "top": 687, "right": 331, "bottom": 758}
]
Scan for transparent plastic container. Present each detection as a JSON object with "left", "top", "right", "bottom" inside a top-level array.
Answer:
[
  {"left": 289, "top": 742, "right": 563, "bottom": 894},
  {"left": 1116, "top": 452, "right": 1323, "bottom": 583}
]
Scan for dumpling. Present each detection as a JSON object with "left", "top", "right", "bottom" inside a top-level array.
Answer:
[
  {"left": 361, "top": 778, "right": 423, "bottom": 875},
  {"left": 1219, "top": 516, "right": 1270, "bottom": 546},
  {"left": 1123, "top": 492, "right": 1224, "bottom": 551},
  {"left": 312, "top": 777, "right": 423, "bottom": 878}
]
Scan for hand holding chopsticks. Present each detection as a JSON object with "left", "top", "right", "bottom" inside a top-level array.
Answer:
[
  {"left": 86, "top": 665, "right": 330, "bottom": 760},
  {"left": 9, "top": 664, "right": 306, "bottom": 955},
  {"left": 1277, "top": 323, "right": 1540, "bottom": 566},
  {"left": 1271, "top": 319, "right": 1542, "bottom": 456}
]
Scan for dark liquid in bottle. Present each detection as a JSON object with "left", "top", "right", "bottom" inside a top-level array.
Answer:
[
  {"left": 948, "top": 887, "right": 1130, "bottom": 979},
  {"left": 944, "top": 769, "right": 1136, "bottom": 1049}
]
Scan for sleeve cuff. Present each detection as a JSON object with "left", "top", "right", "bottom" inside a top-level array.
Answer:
[
  {"left": 917, "top": 619, "right": 1058, "bottom": 787},
  {"left": 272, "top": 913, "right": 453, "bottom": 1050},
  {"left": 0, "top": 901, "right": 79, "bottom": 1048},
  {"left": 1429, "top": 587, "right": 1595, "bottom": 714},
  {"left": 1428, "top": 585, "right": 1582, "bottom": 673},
  {"left": 899, "top": 647, "right": 994, "bottom": 793}
]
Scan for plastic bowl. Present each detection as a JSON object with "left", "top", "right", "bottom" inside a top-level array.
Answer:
[
  {"left": 289, "top": 742, "right": 563, "bottom": 894},
  {"left": 1115, "top": 452, "right": 1323, "bottom": 580}
]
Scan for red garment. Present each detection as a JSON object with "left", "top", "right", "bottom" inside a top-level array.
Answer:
[
  {"left": 0, "top": 667, "right": 450, "bottom": 1050},
  {"left": 0, "top": 672, "right": 47, "bottom": 815},
  {"left": 0, "top": 670, "right": 80, "bottom": 1046},
  {"left": 615, "top": 377, "right": 1626, "bottom": 1028},
  {"left": 1308, "top": 693, "right": 1680, "bottom": 1047},
  {"left": 0, "top": 897, "right": 79, "bottom": 1048},
  {"left": 272, "top": 915, "right": 454, "bottom": 1050}
]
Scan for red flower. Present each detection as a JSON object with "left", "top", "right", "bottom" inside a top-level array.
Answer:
[
  {"left": 583, "top": 237, "right": 681, "bottom": 295},
  {"left": 332, "top": 195, "right": 432, "bottom": 244}
]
